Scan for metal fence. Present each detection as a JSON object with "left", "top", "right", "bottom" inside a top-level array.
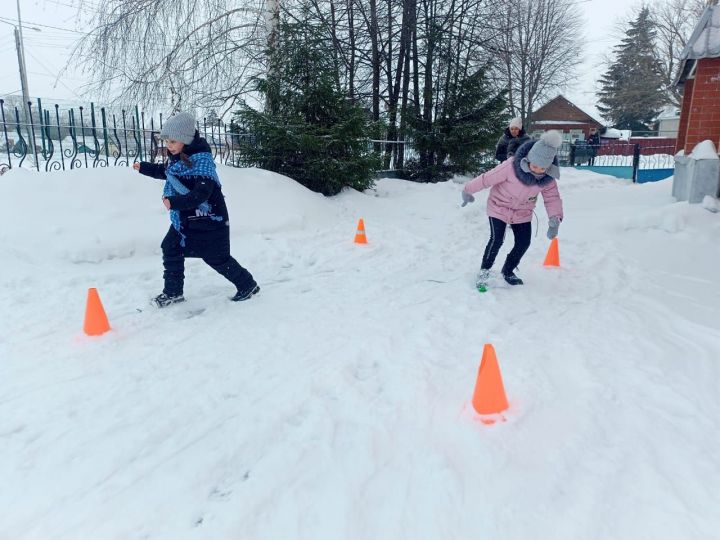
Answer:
[
  {"left": 0, "top": 98, "right": 676, "bottom": 184},
  {"left": 0, "top": 99, "right": 413, "bottom": 177},
  {"left": 560, "top": 140, "right": 676, "bottom": 183},
  {"left": 0, "top": 99, "right": 274, "bottom": 175}
]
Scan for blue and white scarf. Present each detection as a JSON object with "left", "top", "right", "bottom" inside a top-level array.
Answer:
[{"left": 163, "top": 151, "right": 223, "bottom": 246}]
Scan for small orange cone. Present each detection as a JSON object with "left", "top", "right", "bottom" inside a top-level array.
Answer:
[
  {"left": 83, "top": 287, "right": 111, "bottom": 336},
  {"left": 471, "top": 344, "right": 509, "bottom": 417},
  {"left": 354, "top": 218, "right": 368, "bottom": 244},
  {"left": 543, "top": 237, "right": 560, "bottom": 267}
]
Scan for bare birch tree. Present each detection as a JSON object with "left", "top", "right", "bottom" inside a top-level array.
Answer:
[
  {"left": 491, "top": 0, "right": 582, "bottom": 126},
  {"left": 75, "top": 0, "right": 276, "bottom": 112}
]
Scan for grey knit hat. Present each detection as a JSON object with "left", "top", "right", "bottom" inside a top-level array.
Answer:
[
  {"left": 160, "top": 112, "right": 197, "bottom": 145},
  {"left": 527, "top": 130, "right": 562, "bottom": 169}
]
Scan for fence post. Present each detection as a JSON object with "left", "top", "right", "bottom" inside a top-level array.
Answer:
[
  {"left": 632, "top": 143, "right": 640, "bottom": 183},
  {"left": 101, "top": 107, "right": 110, "bottom": 166},
  {"left": 0, "top": 99, "right": 12, "bottom": 170},
  {"left": 37, "top": 97, "right": 46, "bottom": 158},
  {"left": 26, "top": 101, "right": 40, "bottom": 171},
  {"left": 55, "top": 104, "right": 65, "bottom": 171},
  {"left": 135, "top": 106, "right": 143, "bottom": 162}
]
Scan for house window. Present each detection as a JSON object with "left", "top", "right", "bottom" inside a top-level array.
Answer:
[
  {"left": 569, "top": 129, "right": 584, "bottom": 142},
  {"left": 531, "top": 130, "right": 545, "bottom": 139}
]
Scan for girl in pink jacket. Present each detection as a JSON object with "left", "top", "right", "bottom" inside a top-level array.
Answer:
[{"left": 461, "top": 130, "right": 564, "bottom": 288}]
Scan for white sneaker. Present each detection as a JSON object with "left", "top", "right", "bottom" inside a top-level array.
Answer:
[{"left": 475, "top": 269, "right": 491, "bottom": 291}]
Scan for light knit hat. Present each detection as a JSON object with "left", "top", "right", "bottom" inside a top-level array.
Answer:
[
  {"left": 509, "top": 117, "right": 523, "bottom": 129},
  {"left": 527, "top": 130, "right": 562, "bottom": 169},
  {"left": 160, "top": 112, "right": 197, "bottom": 145}
]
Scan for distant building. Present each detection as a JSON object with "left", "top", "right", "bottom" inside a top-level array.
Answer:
[
  {"left": 675, "top": 4, "right": 720, "bottom": 154},
  {"left": 528, "top": 95, "right": 603, "bottom": 142},
  {"left": 656, "top": 106, "right": 681, "bottom": 138}
]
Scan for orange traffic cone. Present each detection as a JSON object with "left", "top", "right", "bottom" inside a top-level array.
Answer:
[
  {"left": 543, "top": 237, "right": 560, "bottom": 267},
  {"left": 83, "top": 287, "right": 111, "bottom": 336},
  {"left": 471, "top": 344, "right": 509, "bottom": 418},
  {"left": 354, "top": 218, "right": 368, "bottom": 244}
]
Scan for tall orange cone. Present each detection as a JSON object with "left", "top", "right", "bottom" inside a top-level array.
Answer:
[
  {"left": 543, "top": 237, "right": 560, "bottom": 267},
  {"left": 354, "top": 218, "right": 368, "bottom": 244},
  {"left": 471, "top": 344, "right": 509, "bottom": 417},
  {"left": 83, "top": 287, "right": 111, "bottom": 336}
]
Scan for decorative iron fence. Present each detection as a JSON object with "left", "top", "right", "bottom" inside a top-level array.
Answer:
[
  {"left": 0, "top": 99, "right": 272, "bottom": 174},
  {"left": 0, "top": 99, "right": 415, "bottom": 178}
]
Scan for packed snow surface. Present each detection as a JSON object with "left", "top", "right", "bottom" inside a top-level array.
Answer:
[{"left": 1, "top": 165, "right": 719, "bottom": 539}]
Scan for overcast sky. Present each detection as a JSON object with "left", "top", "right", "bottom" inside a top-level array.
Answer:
[{"left": 0, "top": 0, "right": 675, "bottom": 122}]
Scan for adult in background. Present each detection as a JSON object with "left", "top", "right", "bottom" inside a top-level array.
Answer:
[
  {"left": 495, "top": 117, "right": 530, "bottom": 162},
  {"left": 586, "top": 127, "right": 600, "bottom": 165}
]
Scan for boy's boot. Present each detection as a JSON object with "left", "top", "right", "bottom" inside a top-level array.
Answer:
[
  {"left": 152, "top": 292, "right": 186, "bottom": 308},
  {"left": 231, "top": 283, "right": 260, "bottom": 302}
]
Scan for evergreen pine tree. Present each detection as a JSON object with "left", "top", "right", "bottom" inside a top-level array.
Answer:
[
  {"left": 405, "top": 68, "right": 507, "bottom": 181},
  {"left": 597, "top": 7, "right": 666, "bottom": 132},
  {"left": 233, "top": 21, "right": 380, "bottom": 196}
]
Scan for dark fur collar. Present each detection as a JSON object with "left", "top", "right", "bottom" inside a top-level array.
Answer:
[{"left": 512, "top": 139, "right": 557, "bottom": 186}]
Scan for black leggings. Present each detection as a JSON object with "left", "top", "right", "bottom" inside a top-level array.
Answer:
[{"left": 481, "top": 217, "right": 532, "bottom": 274}]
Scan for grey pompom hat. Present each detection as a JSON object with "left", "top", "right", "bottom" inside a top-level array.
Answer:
[
  {"left": 526, "top": 130, "right": 562, "bottom": 169},
  {"left": 160, "top": 112, "right": 197, "bottom": 145}
]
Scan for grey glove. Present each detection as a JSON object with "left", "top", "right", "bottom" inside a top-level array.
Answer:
[
  {"left": 547, "top": 216, "right": 561, "bottom": 239},
  {"left": 461, "top": 191, "right": 475, "bottom": 207}
]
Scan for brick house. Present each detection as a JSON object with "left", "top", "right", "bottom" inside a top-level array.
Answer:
[
  {"left": 527, "top": 95, "right": 603, "bottom": 142},
  {"left": 675, "top": 4, "right": 720, "bottom": 154}
]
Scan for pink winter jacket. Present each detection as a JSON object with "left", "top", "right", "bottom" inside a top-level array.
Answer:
[{"left": 463, "top": 157, "right": 563, "bottom": 224}]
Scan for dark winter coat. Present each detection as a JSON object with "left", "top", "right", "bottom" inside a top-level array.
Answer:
[
  {"left": 495, "top": 127, "right": 529, "bottom": 162},
  {"left": 586, "top": 132, "right": 600, "bottom": 146},
  {"left": 138, "top": 135, "right": 232, "bottom": 259},
  {"left": 586, "top": 132, "right": 600, "bottom": 156}
]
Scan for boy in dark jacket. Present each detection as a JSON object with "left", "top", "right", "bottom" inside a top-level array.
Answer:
[{"left": 134, "top": 112, "right": 259, "bottom": 307}]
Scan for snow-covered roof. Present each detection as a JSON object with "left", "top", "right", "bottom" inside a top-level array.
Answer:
[
  {"left": 681, "top": 6, "right": 720, "bottom": 60},
  {"left": 601, "top": 128, "right": 632, "bottom": 140},
  {"left": 533, "top": 120, "right": 587, "bottom": 125},
  {"left": 675, "top": 6, "right": 720, "bottom": 85},
  {"left": 656, "top": 106, "right": 680, "bottom": 120}
]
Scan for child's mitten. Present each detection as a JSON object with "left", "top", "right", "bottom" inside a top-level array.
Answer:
[{"left": 547, "top": 216, "right": 561, "bottom": 239}]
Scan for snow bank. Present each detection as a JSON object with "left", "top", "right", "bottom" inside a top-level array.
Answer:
[{"left": 0, "top": 165, "right": 338, "bottom": 265}]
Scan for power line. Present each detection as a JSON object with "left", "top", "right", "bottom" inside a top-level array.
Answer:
[
  {"left": 25, "top": 47, "right": 84, "bottom": 98},
  {"left": 0, "top": 16, "right": 87, "bottom": 35},
  {"left": 43, "top": 0, "right": 104, "bottom": 13}
]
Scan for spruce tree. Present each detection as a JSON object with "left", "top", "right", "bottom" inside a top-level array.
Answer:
[
  {"left": 233, "top": 21, "right": 380, "bottom": 196},
  {"left": 405, "top": 68, "right": 507, "bottom": 181},
  {"left": 597, "top": 7, "right": 666, "bottom": 132}
]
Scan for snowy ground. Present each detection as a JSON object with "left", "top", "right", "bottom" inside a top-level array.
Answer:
[{"left": 1, "top": 165, "right": 719, "bottom": 539}]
